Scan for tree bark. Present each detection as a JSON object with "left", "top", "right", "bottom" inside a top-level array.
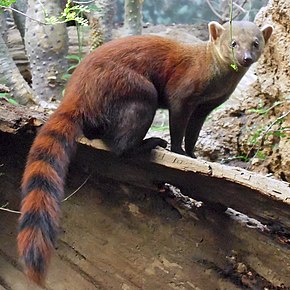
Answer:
[
  {"left": 0, "top": 11, "right": 8, "bottom": 42},
  {"left": 124, "top": 0, "right": 143, "bottom": 35},
  {"left": 0, "top": 15, "right": 34, "bottom": 105},
  {"left": 1, "top": 130, "right": 290, "bottom": 288},
  {"left": 25, "top": 0, "right": 68, "bottom": 104},
  {"left": 94, "top": 0, "right": 116, "bottom": 43},
  {"left": 12, "top": 0, "right": 27, "bottom": 42},
  {"left": 1, "top": 101, "right": 290, "bottom": 287}
]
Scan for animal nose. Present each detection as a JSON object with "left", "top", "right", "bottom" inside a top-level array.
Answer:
[{"left": 243, "top": 52, "right": 253, "bottom": 66}]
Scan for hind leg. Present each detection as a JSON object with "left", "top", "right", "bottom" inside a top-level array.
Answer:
[
  {"left": 104, "top": 99, "right": 166, "bottom": 157},
  {"left": 136, "top": 137, "right": 167, "bottom": 154}
]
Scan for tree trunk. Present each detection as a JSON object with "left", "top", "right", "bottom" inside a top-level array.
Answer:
[
  {"left": 0, "top": 10, "right": 8, "bottom": 42},
  {"left": 0, "top": 14, "right": 34, "bottom": 105},
  {"left": 25, "top": 0, "right": 68, "bottom": 104},
  {"left": 12, "top": 0, "right": 27, "bottom": 42},
  {"left": 93, "top": 0, "right": 116, "bottom": 43},
  {"left": 124, "top": 0, "right": 143, "bottom": 35}
]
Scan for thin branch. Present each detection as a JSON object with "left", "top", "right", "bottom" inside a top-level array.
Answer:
[
  {"left": 0, "top": 5, "right": 47, "bottom": 25},
  {"left": 73, "top": 0, "right": 95, "bottom": 4},
  {"left": 233, "top": 2, "right": 246, "bottom": 13},
  {"left": 62, "top": 174, "right": 91, "bottom": 202},
  {"left": 206, "top": 0, "right": 224, "bottom": 21},
  {"left": 259, "top": 110, "right": 290, "bottom": 143},
  {"left": 0, "top": 203, "right": 20, "bottom": 214},
  {"left": 0, "top": 175, "right": 91, "bottom": 214}
]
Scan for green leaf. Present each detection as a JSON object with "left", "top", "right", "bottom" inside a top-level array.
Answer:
[
  {"left": 230, "top": 63, "right": 238, "bottom": 71},
  {"left": 256, "top": 150, "right": 266, "bottom": 160},
  {"left": 273, "top": 131, "right": 286, "bottom": 138},
  {"left": 61, "top": 73, "right": 72, "bottom": 80},
  {"left": 7, "top": 98, "right": 18, "bottom": 105},
  {"left": 0, "top": 0, "right": 16, "bottom": 7},
  {"left": 0, "top": 94, "right": 19, "bottom": 105},
  {"left": 67, "top": 64, "right": 79, "bottom": 72},
  {"left": 235, "top": 155, "right": 250, "bottom": 162},
  {"left": 66, "top": 54, "right": 82, "bottom": 62}
]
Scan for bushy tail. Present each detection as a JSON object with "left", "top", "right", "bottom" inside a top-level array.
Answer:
[{"left": 17, "top": 110, "right": 82, "bottom": 286}]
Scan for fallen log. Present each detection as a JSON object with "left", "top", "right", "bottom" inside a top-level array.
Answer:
[
  {"left": 1, "top": 100, "right": 290, "bottom": 288},
  {"left": 1, "top": 100, "right": 289, "bottom": 229}
]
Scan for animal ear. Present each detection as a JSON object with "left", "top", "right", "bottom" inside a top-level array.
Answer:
[
  {"left": 208, "top": 21, "right": 225, "bottom": 41},
  {"left": 261, "top": 25, "right": 273, "bottom": 44}
]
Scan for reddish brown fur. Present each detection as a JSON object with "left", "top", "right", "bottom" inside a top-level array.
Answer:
[
  {"left": 18, "top": 21, "right": 272, "bottom": 286},
  {"left": 21, "top": 189, "right": 59, "bottom": 219},
  {"left": 22, "top": 160, "right": 63, "bottom": 191},
  {"left": 18, "top": 228, "right": 51, "bottom": 286},
  {"left": 27, "top": 135, "right": 68, "bottom": 167}
]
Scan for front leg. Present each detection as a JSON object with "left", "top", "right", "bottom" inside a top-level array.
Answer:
[
  {"left": 169, "top": 105, "right": 193, "bottom": 155},
  {"left": 185, "top": 102, "right": 221, "bottom": 157}
]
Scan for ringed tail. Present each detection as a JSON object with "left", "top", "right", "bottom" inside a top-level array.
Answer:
[{"left": 17, "top": 108, "right": 82, "bottom": 286}]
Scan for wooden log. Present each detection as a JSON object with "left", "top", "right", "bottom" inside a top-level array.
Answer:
[
  {"left": 1, "top": 102, "right": 290, "bottom": 288},
  {"left": 1, "top": 100, "right": 290, "bottom": 230},
  {"left": 0, "top": 129, "right": 290, "bottom": 288},
  {"left": 0, "top": 101, "right": 46, "bottom": 133},
  {"left": 75, "top": 139, "right": 290, "bottom": 230}
]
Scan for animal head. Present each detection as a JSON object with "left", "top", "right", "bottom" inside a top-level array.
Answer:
[{"left": 208, "top": 21, "right": 273, "bottom": 68}]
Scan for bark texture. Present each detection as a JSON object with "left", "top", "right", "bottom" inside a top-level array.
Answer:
[
  {"left": 0, "top": 14, "right": 34, "bottom": 105},
  {"left": 1, "top": 101, "right": 290, "bottom": 288},
  {"left": 91, "top": 0, "right": 116, "bottom": 43},
  {"left": 25, "top": 0, "right": 68, "bottom": 103},
  {"left": 12, "top": 0, "right": 27, "bottom": 42},
  {"left": 124, "top": 0, "right": 143, "bottom": 35}
]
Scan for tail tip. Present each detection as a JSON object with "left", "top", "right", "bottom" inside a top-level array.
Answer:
[{"left": 26, "top": 267, "right": 46, "bottom": 288}]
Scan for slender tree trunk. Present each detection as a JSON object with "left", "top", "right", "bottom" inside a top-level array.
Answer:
[
  {"left": 12, "top": 0, "right": 27, "bottom": 42},
  {"left": 0, "top": 33, "right": 34, "bottom": 105},
  {"left": 25, "top": 0, "right": 68, "bottom": 104},
  {"left": 124, "top": 0, "right": 143, "bottom": 35},
  {"left": 0, "top": 10, "right": 8, "bottom": 42},
  {"left": 92, "top": 0, "right": 116, "bottom": 43}
]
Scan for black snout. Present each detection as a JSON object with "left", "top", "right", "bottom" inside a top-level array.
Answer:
[{"left": 243, "top": 52, "right": 253, "bottom": 67}]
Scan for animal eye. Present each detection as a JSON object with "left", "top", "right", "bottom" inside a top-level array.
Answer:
[
  {"left": 253, "top": 40, "right": 259, "bottom": 48},
  {"left": 231, "top": 40, "right": 237, "bottom": 48}
]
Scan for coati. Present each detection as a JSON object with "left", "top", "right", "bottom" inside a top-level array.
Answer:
[{"left": 18, "top": 21, "right": 272, "bottom": 285}]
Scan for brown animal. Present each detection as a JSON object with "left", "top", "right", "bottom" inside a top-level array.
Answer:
[{"left": 18, "top": 21, "right": 272, "bottom": 285}]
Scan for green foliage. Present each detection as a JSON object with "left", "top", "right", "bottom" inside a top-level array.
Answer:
[
  {"left": 255, "top": 150, "right": 266, "bottom": 160},
  {"left": 62, "top": 54, "right": 83, "bottom": 81},
  {"left": 230, "top": 63, "right": 238, "bottom": 71},
  {"left": 45, "top": 0, "right": 89, "bottom": 26},
  {"left": 247, "top": 97, "right": 290, "bottom": 161},
  {"left": 248, "top": 100, "right": 284, "bottom": 115},
  {"left": 249, "top": 127, "right": 264, "bottom": 145},
  {"left": 0, "top": 0, "right": 16, "bottom": 7},
  {"left": 0, "top": 92, "right": 19, "bottom": 105}
]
